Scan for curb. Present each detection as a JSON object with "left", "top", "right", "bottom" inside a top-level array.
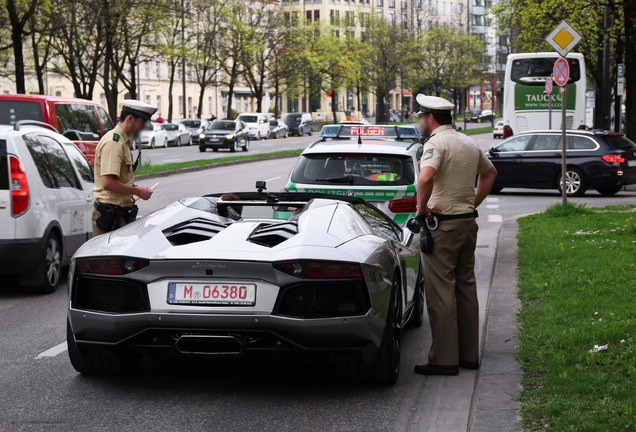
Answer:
[
  {"left": 135, "top": 153, "right": 300, "bottom": 181},
  {"left": 468, "top": 220, "right": 523, "bottom": 432}
]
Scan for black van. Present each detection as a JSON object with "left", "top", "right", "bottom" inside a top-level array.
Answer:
[{"left": 285, "top": 113, "right": 313, "bottom": 136}]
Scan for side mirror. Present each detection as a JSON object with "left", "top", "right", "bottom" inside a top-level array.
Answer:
[{"left": 488, "top": 147, "right": 499, "bottom": 156}]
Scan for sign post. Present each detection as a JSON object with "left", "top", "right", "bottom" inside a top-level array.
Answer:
[
  {"left": 617, "top": 63, "right": 625, "bottom": 133},
  {"left": 545, "top": 78, "right": 553, "bottom": 129},
  {"left": 545, "top": 20, "right": 582, "bottom": 205}
]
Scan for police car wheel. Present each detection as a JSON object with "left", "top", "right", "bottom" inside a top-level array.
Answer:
[{"left": 150, "top": 138, "right": 155, "bottom": 149}]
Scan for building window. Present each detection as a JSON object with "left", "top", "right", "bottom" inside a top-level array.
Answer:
[
  {"left": 401, "top": 0, "right": 407, "bottom": 8},
  {"left": 376, "top": 8, "right": 383, "bottom": 18},
  {"left": 389, "top": 0, "right": 395, "bottom": 8},
  {"left": 401, "top": 11, "right": 407, "bottom": 27},
  {"left": 442, "top": 1, "right": 446, "bottom": 14},
  {"left": 388, "top": 10, "right": 395, "bottom": 24},
  {"left": 458, "top": 2, "right": 464, "bottom": 13},
  {"left": 208, "top": 96, "right": 213, "bottom": 114},
  {"left": 345, "top": 30, "right": 355, "bottom": 38},
  {"left": 178, "top": 96, "right": 183, "bottom": 115},
  {"left": 314, "top": 9, "right": 320, "bottom": 20},
  {"left": 145, "top": 95, "right": 151, "bottom": 105},
  {"left": 345, "top": 10, "right": 355, "bottom": 26},
  {"left": 144, "top": 62, "right": 150, "bottom": 79},
  {"left": 156, "top": 62, "right": 161, "bottom": 80},
  {"left": 156, "top": 95, "right": 161, "bottom": 111},
  {"left": 330, "top": 9, "right": 340, "bottom": 25},
  {"left": 416, "top": 0, "right": 422, "bottom": 8},
  {"left": 377, "top": 0, "right": 383, "bottom": 7}
]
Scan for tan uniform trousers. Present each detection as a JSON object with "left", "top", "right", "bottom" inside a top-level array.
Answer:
[
  {"left": 91, "top": 207, "right": 129, "bottom": 236},
  {"left": 423, "top": 217, "right": 479, "bottom": 366}
]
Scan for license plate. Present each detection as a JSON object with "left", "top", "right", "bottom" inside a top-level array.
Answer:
[
  {"left": 628, "top": 160, "right": 636, "bottom": 167},
  {"left": 167, "top": 283, "right": 256, "bottom": 306}
]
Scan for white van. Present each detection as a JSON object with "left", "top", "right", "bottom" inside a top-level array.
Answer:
[
  {"left": 0, "top": 121, "right": 94, "bottom": 293},
  {"left": 236, "top": 113, "right": 270, "bottom": 140}
]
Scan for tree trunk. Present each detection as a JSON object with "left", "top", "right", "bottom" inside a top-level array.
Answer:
[
  {"left": 331, "top": 90, "right": 337, "bottom": 124},
  {"left": 375, "top": 88, "right": 388, "bottom": 124},
  {"left": 31, "top": 32, "right": 45, "bottom": 94},
  {"left": 624, "top": 0, "right": 636, "bottom": 140},
  {"left": 226, "top": 77, "right": 235, "bottom": 119},
  {"left": 167, "top": 63, "right": 176, "bottom": 122},
  {"left": 197, "top": 82, "right": 205, "bottom": 119},
  {"left": 10, "top": 25, "right": 26, "bottom": 94}
]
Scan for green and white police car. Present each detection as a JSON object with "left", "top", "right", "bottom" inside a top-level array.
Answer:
[{"left": 282, "top": 124, "right": 423, "bottom": 224}]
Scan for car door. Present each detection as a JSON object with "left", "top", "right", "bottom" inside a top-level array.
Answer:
[
  {"left": 488, "top": 134, "right": 534, "bottom": 187},
  {"left": 36, "top": 134, "right": 89, "bottom": 256},
  {"left": 62, "top": 141, "right": 94, "bottom": 240},
  {"left": 522, "top": 134, "right": 562, "bottom": 187}
]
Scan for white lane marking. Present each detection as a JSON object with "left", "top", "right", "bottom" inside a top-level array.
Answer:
[
  {"left": 487, "top": 204, "right": 499, "bottom": 209},
  {"left": 488, "top": 214, "right": 503, "bottom": 223},
  {"left": 486, "top": 197, "right": 499, "bottom": 203},
  {"left": 263, "top": 176, "right": 281, "bottom": 182},
  {"left": 35, "top": 341, "right": 67, "bottom": 359}
]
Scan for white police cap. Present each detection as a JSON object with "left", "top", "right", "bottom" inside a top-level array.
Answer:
[
  {"left": 416, "top": 94, "right": 454, "bottom": 115},
  {"left": 121, "top": 99, "right": 158, "bottom": 121}
]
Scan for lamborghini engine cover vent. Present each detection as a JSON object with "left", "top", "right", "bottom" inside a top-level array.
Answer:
[
  {"left": 248, "top": 221, "right": 299, "bottom": 248},
  {"left": 163, "top": 218, "right": 226, "bottom": 246}
]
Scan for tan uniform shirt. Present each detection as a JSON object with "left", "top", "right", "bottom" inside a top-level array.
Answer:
[
  {"left": 93, "top": 125, "right": 135, "bottom": 207},
  {"left": 420, "top": 124, "right": 493, "bottom": 215}
]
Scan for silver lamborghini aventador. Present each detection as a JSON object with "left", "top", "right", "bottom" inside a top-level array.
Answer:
[{"left": 67, "top": 183, "right": 423, "bottom": 384}]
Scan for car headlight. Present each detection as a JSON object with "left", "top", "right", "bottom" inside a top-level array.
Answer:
[
  {"left": 226, "top": 134, "right": 234, "bottom": 140},
  {"left": 199, "top": 133, "right": 206, "bottom": 139}
]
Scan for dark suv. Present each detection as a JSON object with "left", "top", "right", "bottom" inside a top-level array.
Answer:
[{"left": 486, "top": 130, "right": 636, "bottom": 196}]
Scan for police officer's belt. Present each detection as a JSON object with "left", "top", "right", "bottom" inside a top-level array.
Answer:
[
  {"left": 94, "top": 201, "right": 138, "bottom": 232},
  {"left": 435, "top": 210, "right": 479, "bottom": 221}
]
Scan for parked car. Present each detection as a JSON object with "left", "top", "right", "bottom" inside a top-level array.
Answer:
[
  {"left": 236, "top": 113, "right": 270, "bottom": 140},
  {"left": 66, "top": 187, "right": 423, "bottom": 384},
  {"left": 493, "top": 121, "right": 504, "bottom": 138},
  {"left": 0, "top": 121, "right": 94, "bottom": 293},
  {"left": 138, "top": 122, "right": 168, "bottom": 148},
  {"left": 162, "top": 123, "right": 191, "bottom": 147},
  {"left": 486, "top": 130, "right": 636, "bottom": 196},
  {"left": 285, "top": 112, "right": 313, "bottom": 136},
  {"left": 0, "top": 94, "right": 115, "bottom": 166},
  {"left": 466, "top": 109, "right": 495, "bottom": 123},
  {"left": 180, "top": 119, "right": 207, "bottom": 144},
  {"left": 199, "top": 119, "right": 249, "bottom": 152},
  {"left": 269, "top": 119, "right": 289, "bottom": 138}
]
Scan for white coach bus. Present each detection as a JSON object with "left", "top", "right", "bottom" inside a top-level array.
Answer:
[{"left": 502, "top": 52, "right": 587, "bottom": 138}]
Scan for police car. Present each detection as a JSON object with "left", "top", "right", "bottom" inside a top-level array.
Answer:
[{"left": 282, "top": 124, "right": 423, "bottom": 224}]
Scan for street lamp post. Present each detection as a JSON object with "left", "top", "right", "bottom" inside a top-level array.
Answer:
[{"left": 181, "top": 0, "right": 187, "bottom": 120}]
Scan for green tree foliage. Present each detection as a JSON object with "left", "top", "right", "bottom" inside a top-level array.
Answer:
[{"left": 406, "top": 26, "right": 484, "bottom": 115}]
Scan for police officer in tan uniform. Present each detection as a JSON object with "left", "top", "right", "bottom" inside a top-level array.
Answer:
[
  {"left": 413, "top": 94, "right": 498, "bottom": 376},
  {"left": 92, "top": 100, "right": 157, "bottom": 236}
]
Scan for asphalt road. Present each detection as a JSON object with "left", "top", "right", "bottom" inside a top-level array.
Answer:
[
  {"left": 142, "top": 120, "right": 495, "bottom": 166},
  {"left": 3, "top": 133, "right": 635, "bottom": 432}
]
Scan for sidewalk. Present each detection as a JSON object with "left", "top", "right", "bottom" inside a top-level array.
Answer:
[{"left": 405, "top": 219, "right": 522, "bottom": 432}]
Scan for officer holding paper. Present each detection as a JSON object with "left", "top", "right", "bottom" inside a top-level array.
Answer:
[{"left": 92, "top": 100, "right": 157, "bottom": 235}]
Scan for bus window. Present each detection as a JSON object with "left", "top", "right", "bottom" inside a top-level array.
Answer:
[{"left": 511, "top": 58, "right": 581, "bottom": 85}]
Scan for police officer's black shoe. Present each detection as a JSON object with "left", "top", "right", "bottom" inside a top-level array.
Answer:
[
  {"left": 459, "top": 361, "right": 480, "bottom": 370},
  {"left": 413, "top": 364, "right": 459, "bottom": 376}
]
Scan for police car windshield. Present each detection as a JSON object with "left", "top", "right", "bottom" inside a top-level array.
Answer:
[
  {"left": 208, "top": 120, "right": 235, "bottom": 131},
  {"left": 162, "top": 124, "right": 178, "bottom": 131},
  {"left": 292, "top": 153, "right": 415, "bottom": 186}
]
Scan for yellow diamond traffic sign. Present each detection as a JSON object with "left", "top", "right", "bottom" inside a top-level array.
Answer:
[{"left": 545, "top": 20, "right": 582, "bottom": 57}]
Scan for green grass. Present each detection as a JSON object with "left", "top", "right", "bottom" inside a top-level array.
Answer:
[
  {"left": 517, "top": 204, "right": 636, "bottom": 431},
  {"left": 135, "top": 149, "right": 303, "bottom": 175},
  {"left": 460, "top": 126, "right": 492, "bottom": 135}
]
